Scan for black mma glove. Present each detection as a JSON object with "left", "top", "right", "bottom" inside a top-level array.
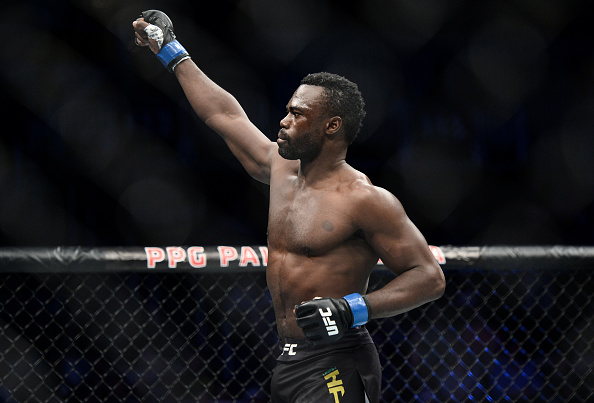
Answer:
[
  {"left": 139, "top": 10, "right": 190, "bottom": 72},
  {"left": 295, "top": 294, "right": 370, "bottom": 346}
]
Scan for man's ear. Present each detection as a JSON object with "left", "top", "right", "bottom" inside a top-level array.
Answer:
[{"left": 326, "top": 116, "right": 342, "bottom": 135}]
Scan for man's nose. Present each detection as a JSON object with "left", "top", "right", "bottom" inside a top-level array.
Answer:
[{"left": 280, "top": 114, "right": 290, "bottom": 128}]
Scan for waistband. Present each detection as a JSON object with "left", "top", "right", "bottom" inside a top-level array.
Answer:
[{"left": 276, "top": 327, "right": 374, "bottom": 363}]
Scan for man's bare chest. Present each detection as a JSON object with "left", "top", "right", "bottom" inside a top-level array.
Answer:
[{"left": 267, "top": 180, "right": 357, "bottom": 255}]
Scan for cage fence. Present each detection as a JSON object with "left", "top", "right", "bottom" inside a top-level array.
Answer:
[{"left": 0, "top": 246, "right": 593, "bottom": 402}]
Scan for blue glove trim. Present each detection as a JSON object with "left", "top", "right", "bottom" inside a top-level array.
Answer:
[
  {"left": 343, "top": 293, "right": 369, "bottom": 327},
  {"left": 157, "top": 40, "right": 188, "bottom": 70}
]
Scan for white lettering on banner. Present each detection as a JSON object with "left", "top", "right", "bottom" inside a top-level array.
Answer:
[
  {"left": 144, "top": 245, "right": 444, "bottom": 269},
  {"left": 220, "top": 246, "right": 264, "bottom": 267},
  {"left": 167, "top": 247, "right": 186, "bottom": 268},
  {"left": 218, "top": 246, "right": 239, "bottom": 267},
  {"left": 429, "top": 245, "right": 446, "bottom": 264},
  {"left": 145, "top": 247, "right": 166, "bottom": 268},
  {"left": 239, "top": 246, "right": 260, "bottom": 266},
  {"left": 188, "top": 246, "right": 206, "bottom": 268},
  {"left": 259, "top": 246, "right": 268, "bottom": 266},
  {"left": 144, "top": 246, "right": 270, "bottom": 269}
]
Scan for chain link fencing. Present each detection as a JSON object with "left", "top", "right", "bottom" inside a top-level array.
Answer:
[{"left": 0, "top": 246, "right": 593, "bottom": 402}]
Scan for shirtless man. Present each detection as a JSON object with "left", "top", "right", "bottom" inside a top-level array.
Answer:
[{"left": 133, "top": 10, "right": 445, "bottom": 402}]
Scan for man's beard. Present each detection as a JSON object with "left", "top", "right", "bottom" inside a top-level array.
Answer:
[{"left": 278, "top": 130, "right": 322, "bottom": 161}]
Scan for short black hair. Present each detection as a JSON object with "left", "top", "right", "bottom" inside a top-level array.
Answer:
[{"left": 300, "top": 72, "right": 366, "bottom": 144}]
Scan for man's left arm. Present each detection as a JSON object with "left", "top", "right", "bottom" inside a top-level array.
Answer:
[{"left": 360, "top": 186, "right": 446, "bottom": 319}]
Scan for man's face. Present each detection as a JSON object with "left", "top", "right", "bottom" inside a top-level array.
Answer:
[{"left": 277, "top": 85, "right": 327, "bottom": 161}]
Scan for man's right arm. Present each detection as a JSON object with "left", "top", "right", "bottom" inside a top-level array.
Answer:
[
  {"left": 133, "top": 14, "right": 275, "bottom": 184},
  {"left": 174, "top": 60, "right": 275, "bottom": 184}
]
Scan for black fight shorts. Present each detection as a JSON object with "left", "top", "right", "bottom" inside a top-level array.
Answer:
[{"left": 271, "top": 327, "right": 381, "bottom": 403}]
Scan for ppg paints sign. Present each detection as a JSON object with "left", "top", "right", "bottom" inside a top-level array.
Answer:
[
  {"left": 144, "top": 245, "right": 446, "bottom": 269},
  {"left": 145, "top": 246, "right": 269, "bottom": 269}
]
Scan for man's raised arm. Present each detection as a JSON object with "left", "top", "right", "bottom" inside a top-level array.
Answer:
[{"left": 132, "top": 10, "right": 275, "bottom": 184}]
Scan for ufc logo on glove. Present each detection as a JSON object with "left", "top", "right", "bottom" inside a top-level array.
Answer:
[
  {"left": 295, "top": 294, "right": 370, "bottom": 345},
  {"left": 319, "top": 307, "right": 339, "bottom": 336}
]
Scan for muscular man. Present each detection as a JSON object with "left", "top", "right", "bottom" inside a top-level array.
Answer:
[{"left": 133, "top": 10, "right": 445, "bottom": 402}]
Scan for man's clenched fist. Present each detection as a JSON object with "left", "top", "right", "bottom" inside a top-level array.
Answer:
[{"left": 133, "top": 10, "right": 190, "bottom": 72}]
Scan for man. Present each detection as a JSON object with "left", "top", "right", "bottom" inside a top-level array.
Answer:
[{"left": 133, "top": 10, "right": 445, "bottom": 403}]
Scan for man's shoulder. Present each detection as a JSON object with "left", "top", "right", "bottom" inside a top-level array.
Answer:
[
  {"left": 341, "top": 169, "right": 395, "bottom": 200},
  {"left": 342, "top": 173, "right": 406, "bottom": 219},
  {"left": 353, "top": 182, "right": 399, "bottom": 207}
]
